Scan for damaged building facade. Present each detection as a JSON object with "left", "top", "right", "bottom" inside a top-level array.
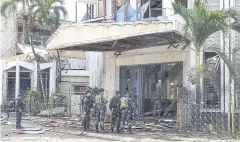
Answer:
[{"left": 46, "top": 0, "right": 240, "bottom": 133}]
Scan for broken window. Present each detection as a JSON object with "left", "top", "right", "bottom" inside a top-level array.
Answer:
[
  {"left": 7, "top": 72, "right": 16, "bottom": 103},
  {"left": 19, "top": 72, "right": 31, "bottom": 97}
]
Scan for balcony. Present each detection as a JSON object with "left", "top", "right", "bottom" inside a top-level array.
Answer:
[{"left": 18, "top": 32, "right": 50, "bottom": 47}]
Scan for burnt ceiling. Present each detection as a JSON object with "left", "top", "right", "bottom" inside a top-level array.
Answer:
[{"left": 63, "top": 32, "right": 184, "bottom": 51}]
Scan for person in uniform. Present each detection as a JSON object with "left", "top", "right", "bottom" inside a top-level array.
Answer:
[
  {"left": 109, "top": 91, "right": 121, "bottom": 133},
  {"left": 15, "top": 95, "right": 25, "bottom": 129},
  {"left": 95, "top": 88, "right": 108, "bottom": 132},
  {"left": 82, "top": 90, "right": 94, "bottom": 131},
  {"left": 119, "top": 91, "right": 133, "bottom": 133}
]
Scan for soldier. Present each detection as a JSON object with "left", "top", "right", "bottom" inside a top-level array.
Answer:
[
  {"left": 95, "top": 88, "right": 108, "bottom": 132},
  {"left": 109, "top": 91, "right": 121, "bottom": 133},
  {"left": 82, "top": 90, "right": 94, "bottom": 131},
  {"left": 15, "top": 95, "right": 25, "bottom": 129},
  {"left": 120, "top": 92, "right": 133, "bottom": 134}
]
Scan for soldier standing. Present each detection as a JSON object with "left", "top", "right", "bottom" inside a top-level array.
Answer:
[
  {"left": 120, "top": 92, "right": 133, "bottom": 133},
  {"left": 109, "top": 91, "right": 121, "bottom": 133},
  {"left": 16, "top": 95, "right": 25, "bottom": 129},
  {"left": 82, "top": 90, "right": 94, "bottom": 131},
  {"left": 95, "top": 88, "right": 108, "bottom": 132}
]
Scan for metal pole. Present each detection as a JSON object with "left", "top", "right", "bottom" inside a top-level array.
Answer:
[
  {"left": 68, "top": 87, "right": 71, "bottom": 117},
  {"left": 75, "top": 2, "right": 78, "bottom": 22},
  {"left": 148, "top": 0, "right": 151, "bottom": 18},
  {"left": 103, "top": 0, "right": 106, "bottom": 20}
]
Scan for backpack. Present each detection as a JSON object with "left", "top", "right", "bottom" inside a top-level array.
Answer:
[
  {"left": 95, "top": 95, "right": 102, "bottom": 104},
  {"left": 120, "top": 97, "right": 128, "bottom": 109}
]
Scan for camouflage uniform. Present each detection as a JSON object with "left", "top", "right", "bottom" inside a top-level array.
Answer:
[
  {"left": 95, "top": 89, "right": 108, "bottom": 132},
  {"left": 82, "top": 91, "right": 94, "bottom": 131},
  {"left": 120, "top": 93, "right": 133, "bottom": 133},
  {"left": 109, "top": 91, "right": 121, "bottom": 132},
  {"left": 15, "top": 96, "right": 25, "bottom": 129}
]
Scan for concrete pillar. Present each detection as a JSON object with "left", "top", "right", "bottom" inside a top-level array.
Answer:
[
  {"left": 49, "top": 61, "right": 56, "bottom": 96},
  {"left": 0, "top": 60, "right": 3, "bottom": 105},
  {"left": 106, "top": 0, "right": 112, "bottom": 16},
  {"left": 33, "top": 61, "right": 38, "bottom": 91},
  {"left": 15, "top": 58, "right": 20, "bottom": 98},
  {"left": 104, "top": 52, "right": 116, "bottom": 114},
  {"left": 187, "top": 0, "right": 193, "bottom": 9},
  {"left": 183, "top": 45, "right": 196, "bottom": 93}
]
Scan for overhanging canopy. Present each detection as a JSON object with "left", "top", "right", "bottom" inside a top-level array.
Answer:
[{"left": 46, "top": 21, "right": 183, "bottom": 51}]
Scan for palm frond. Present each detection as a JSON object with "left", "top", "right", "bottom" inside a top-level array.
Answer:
[
  {"left": 208, "top": 46, "right": 240, "bottom": 77},
  {"left": 227, "top": 8, "right": 240, "bottom": 33},
  {"left": 0, "top": 0, "right": 17, "bottom": 18},
  {"left": 172, "top": 0, "right": 228, "bottom": 52},
  {"left": 52, "top": 5, "right": 68, "bottom": 18}
]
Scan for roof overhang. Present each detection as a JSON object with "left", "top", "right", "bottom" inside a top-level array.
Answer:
[{"left": 46, "top": 21, "right": 183, "bottom": 52}]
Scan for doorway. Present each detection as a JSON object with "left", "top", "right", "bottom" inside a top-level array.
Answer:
[{"left": 119, "top": 62, "right": 183, "bottom": 116}]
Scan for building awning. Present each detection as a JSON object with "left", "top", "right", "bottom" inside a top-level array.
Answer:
[{"left": 46, "top": 21, "right": 183, "bottom": 51}]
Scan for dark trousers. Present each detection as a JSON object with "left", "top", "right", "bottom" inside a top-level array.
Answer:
[
  {"left": 111, "top": 110, "right": 121, "bottom": 132},
  {"left": 16, "top": 111, "right": 22, "bottom": 128},
  {"left": 95, "top": 109, "right": 105, "bottom": 131},
  {"left": 83, "top": 110, "right": 90, "bottom": 131}
]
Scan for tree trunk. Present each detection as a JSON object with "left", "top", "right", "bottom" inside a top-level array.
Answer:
[
  {"left": 21, "top": 21, "right": 26, "bottom": 44},
  {"left": 27, "top": 18, "right": 47, "bottom": 104},
  {"left": 195, "top": 52, "right": 201, "bottom": 131},
  {"left": 57, "top": 51, "right": 61, "bottom": 91}
]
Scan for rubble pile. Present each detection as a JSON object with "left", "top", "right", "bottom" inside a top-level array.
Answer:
[
  {"left": 132, "top": 118, "right": 177, "bottom": 133},
  {"left": 38, "top": 107, "right": 67, "bottom": 117}
]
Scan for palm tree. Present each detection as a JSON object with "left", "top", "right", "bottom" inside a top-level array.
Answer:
[
  {"left": 30, "top": 0, "right": 68, "bottom": 91},
  {"left": 0, "top": 0, "right": 67, "bottom": 103},
  {"left": 172, "top": 0, "right": 228, "bottom": 100},
  {"left": 30, "top": 0, "right": 67, "bottom": 31}
]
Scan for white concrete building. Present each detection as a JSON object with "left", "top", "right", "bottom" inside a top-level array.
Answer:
[
  {"left": 46, "top": 0, "right": 187, "bottom": 115},
  {"left": 46, "top": 0, "right": 240, "bottom": 116},
  {"left": 0, "top": 0, "right": 103, "bottom": 108}
]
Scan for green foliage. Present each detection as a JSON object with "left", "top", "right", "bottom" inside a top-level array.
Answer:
[
  {"left": 87, "top": 86, "right": 100, "bottom": 96},
  {"left": 49, "top": 91, "right": 59, "bottom": 107},
  {"left": 30, "top": 0, "right": 68, "bottom": 29},
  {"left": 172, "top": 0, "right": 229, "bottom": 52},
  {"left": 0, "top": 0, "right": 17, "bottom": 18},
  {"left": 228, "top": 8, "right": 240, "bottom": 33},
  {"left": 0, "top": 0, "right": 68, "bottom": 29},
  {"left": 24, "top": 90, "right": 41, "bottom": 101},
  {"left": 24, "top": 90, "right": 42, "bottom": 115}
]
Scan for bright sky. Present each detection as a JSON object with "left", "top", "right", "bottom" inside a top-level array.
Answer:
[{"left": 64, "top": 0, "right": 87, "bottom": 22}]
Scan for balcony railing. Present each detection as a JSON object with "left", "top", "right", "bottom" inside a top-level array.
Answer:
[{"left": 18, "top": 32, "right": 50, "bottom": 47}]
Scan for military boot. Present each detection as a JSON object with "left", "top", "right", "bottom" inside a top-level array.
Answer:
[
  {"left": 83, "top": 121, "right": 87, "bottom": 131},
  {"left": 95, "top": 123, "right": 99, "bottom": 132},
  {"left": 110, "top": 125, "right": 114, "bottom": 132},
  {"left": 128, "top": 127, "right": 133, "bottom": 134},
  {"left": 116, "top": 127, "right": 120, "bottom": 133}
]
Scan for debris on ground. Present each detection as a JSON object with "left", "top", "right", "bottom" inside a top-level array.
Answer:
[
  {"left": 120, "top": 137, "right": 138, "bottom": 142},
  {"left": 22, "top": 130, "right": 45, "bottom": 134},
  {"left": 22, "top": 127, "right": 42, "bottom": 131},
  {"left": 1, "top": 122, "right": 14, "bottom": 125},
  {"left": 77, "top": 131, "right": 87, "bottom": 136},
  {"left": 38, "top": 107, "right": 66, "bottom": 117},
  {"left": 1, "top": 114, "right": 8, "bottom": 121},
  {"left": 17, "top": 127, "right": 45, "bottom": 135}
]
